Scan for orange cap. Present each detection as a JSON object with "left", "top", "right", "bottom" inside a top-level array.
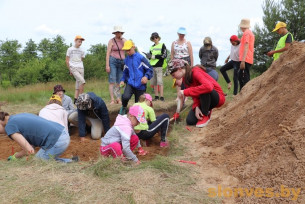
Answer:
[{"left": 75, "top": 35, "right": 85, "bottom": 41}]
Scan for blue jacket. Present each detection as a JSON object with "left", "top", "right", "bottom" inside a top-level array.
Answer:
[
  {"left": 78, "top": 92, "right": 110, "bottom": 137},
  {"left": 121, "top": 52, "right": 153, "bottom": 91}
]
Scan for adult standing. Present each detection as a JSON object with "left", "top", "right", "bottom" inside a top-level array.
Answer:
[
  {"left": 267, "top": 21, "right": 294, "bottom": 61},
  {"left": 199, "top": 37, "right": 219, "bottom": 81},
  {"left": 239, "top": 19, "right": 255, "bottom": 90},
  {"left": 220, "top": 35, "right": 241, "bottom": 95},
  {"left": 146, "top": 32, "right": 167, "bottom": 101},
  {"left": 106, "top": 26, "right": 126, "bottom": 105}
]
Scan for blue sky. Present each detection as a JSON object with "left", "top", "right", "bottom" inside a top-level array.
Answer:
[{"left": 0, "top": 0, "right": 265, "bottom": 65}]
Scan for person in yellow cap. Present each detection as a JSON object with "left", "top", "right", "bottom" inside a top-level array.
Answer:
[
  {"left": 66, "top": 35, "right": 86, "bottom": 104},
  {"left": 39, "top": 94, "right": 68, "bottom": 131},
  {"left": 267, "top": 22, "right": 294, "bottom": 61},
  {"left": 119, "top": 40, "right": 153, "bottom": 115}
]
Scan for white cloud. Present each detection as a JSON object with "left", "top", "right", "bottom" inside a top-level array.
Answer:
[{"left": 35, "top": 24, "right": 61, "bottom": 35}]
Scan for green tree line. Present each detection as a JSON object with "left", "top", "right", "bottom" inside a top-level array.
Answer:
[{"left": 0, "top": 35, "right": 108, "bottom": 87}]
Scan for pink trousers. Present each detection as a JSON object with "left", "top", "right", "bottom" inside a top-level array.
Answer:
[{"left": 100, "top": 135, "right": 139, "bottom": 158}]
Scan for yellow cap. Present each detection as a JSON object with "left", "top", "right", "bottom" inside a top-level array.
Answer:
[
  {"left": 272, "top": 22, "right": 287, "bottom": 32},
  {"left": 75, "top": 35, "right": 85, "bottom": 41},
  {"left": 122, "top": 40, "right": 135, "bottom": 50},
  {"left": 49, "top": 95, "right": 62, "bottom": 103}
]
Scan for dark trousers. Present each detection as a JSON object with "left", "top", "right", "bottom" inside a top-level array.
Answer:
[
  {"left": 137, "top": 114, "right": 170, "bottom": 142},
  {"left": 186, "top": 90, "right": 219, "bottom": 125},
  {"left": 220, "top": 60, "right": 239, "bottom": 95},
  {"left": 238, "top": 62, "right": 251, "bottom": 90},
  {"left": 122, "top": 84, "right": 146, "bottom": 107}
]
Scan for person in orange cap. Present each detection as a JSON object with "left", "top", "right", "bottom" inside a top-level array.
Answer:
[
  {"left": 66, "top": 35, "right": 86, "bottom": 104},
  {"left": 267, "top": 22, "right": 294, "bottom": 61}
]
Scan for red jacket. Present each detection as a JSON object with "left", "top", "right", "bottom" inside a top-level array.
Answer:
[{"left": 183, "top": 66, "right": 225, "bottom": 110}]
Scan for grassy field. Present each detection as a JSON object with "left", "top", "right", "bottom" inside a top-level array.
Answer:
[{"left": 0, "top": 69, "right": 258, "bottom": 203}]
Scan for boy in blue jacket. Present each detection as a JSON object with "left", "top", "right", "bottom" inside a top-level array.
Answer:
[{"left": 119, "top": 40, "right": 153, "bottom": 115}]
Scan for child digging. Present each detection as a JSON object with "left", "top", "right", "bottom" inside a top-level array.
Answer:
[{"left": 100, "top": 105, "right": 147, "bottom": 165}]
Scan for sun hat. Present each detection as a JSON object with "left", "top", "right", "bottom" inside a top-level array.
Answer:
[
  {"left": 75, "top": 35, "right": 85, "bottom": 41},
  {"left": 177, "top": 27, "right": 187, "bottom": 35},
  {"left": 239, "top": 19, "right": 251, "bottom": 28},
  {"left": 167, "top": 59, "right": 188, "bottom": 74},
  {"left": 112, "top": 26, "right": 124, "bottom": 34},
  {"left": 75, "top": 93, "right": 93, "bottom": 110},
  {"left": 122, "top": 40, "right": 135, "bottom": 50},
  {"left": 230, "top": 35, "right": 240, "bottom": 42},
  {"left": 144, "top": 93, "right": 153, "bottom": 107},
  {"left": 129, "top": 105, "right": 146, "bottom": 124},
  {"left": 49, "top": 95, "right": 62, "bottom": 103},
  {"left": 53, "top": 84, "right": 65, "bottom": 94},
  {"left": 150, "top": 32, "right": 161, "bottom": 41},
  {"left": 272, "top": 22, "right": 287, "bottom": 32}
]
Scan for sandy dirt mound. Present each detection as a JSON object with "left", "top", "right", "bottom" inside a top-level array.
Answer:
[{"left": 195, "top": 42, "right": 305, "bottom": 203}]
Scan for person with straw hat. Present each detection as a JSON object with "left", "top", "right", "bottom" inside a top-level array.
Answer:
[
  {"left": 238, "top": 18, "right": 255, "bottom": 90},
  {"left": 106, "top": 26, "right": 127, "bottom": 105},
  {"left": 267, "top": 21, "right": 294, "bottom": 61}
]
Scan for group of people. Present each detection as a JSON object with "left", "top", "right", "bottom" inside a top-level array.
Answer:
[{"left": 0, "top": 19, "right": 293, "bottom": 165}]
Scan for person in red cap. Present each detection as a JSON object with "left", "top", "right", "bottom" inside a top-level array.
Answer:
[
  {"left": 66, "top": 35, "right": 86, "bottom": 104},
  {"left": 220, "top": 35, "right": 241, "bottom": 95},
  {"left": 168, "top": 59, "right": 225, "bottom": 128}
]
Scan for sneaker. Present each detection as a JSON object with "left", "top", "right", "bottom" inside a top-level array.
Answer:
[
  {"left": 119, "top": 107, "right": 127, "bottom": 115},
  {"left": 160, "top": 141, "right": 169, "bottom": 147},
  {"left": 138, "top": 147, "right": 148, "bottom": 156},
  {"left": 153, "top": 96, "right": 159, "bottom": 101},
  {"left": 196, "top": 115, "right": 210, "bottom": 128},
  {"left": 71, "top": 156, "right": 79, "bottom": 162},
  {"left": 160, "top": 97, "right": 165, "bottom": 101}
]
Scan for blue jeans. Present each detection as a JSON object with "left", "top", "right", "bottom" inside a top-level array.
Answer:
[
  {"left": 36, "top": 129, "right": 72, "bottom": 163},
  {"left": 206, "top": 67, "right": 219, "bottom": 81},
  {"left": 109, "top": 56, "right": 123, "bottom": 84}
]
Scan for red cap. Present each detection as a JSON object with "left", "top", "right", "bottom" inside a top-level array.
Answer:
[{"left": 230, "top": 35, "right": 240, "bottom": 42}]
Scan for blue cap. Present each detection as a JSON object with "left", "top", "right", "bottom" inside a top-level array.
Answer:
[{"left": 177, "top": 27, "right": 187, "bottom": 35}]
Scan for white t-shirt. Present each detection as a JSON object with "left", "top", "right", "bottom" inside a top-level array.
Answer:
[
  {"left": 230, "top": 44, "right": 240, "bottom": 62},
  {"left": 66, "top": 46, "right": 85, "bottom": 68}
]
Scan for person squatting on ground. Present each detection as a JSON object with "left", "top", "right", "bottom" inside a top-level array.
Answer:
[
  {"left": 199, "top": 37, "right": 219, "bottom": 81},
  {"left": 66, "top": 35, "right": 86, "bottom": 103},
  {"left": 74, "top": 92, "right": 110, "bottom": 142},
  {"left": 100, "top": 105, "right": 147, "bottom": 165},
  {"left": 0, "top": 112, "right": 74, "bottom": 163},
  {"left": 145, "top": 32, "right": 167, "bottom": 101},
  {"left": 39, "top": 94, "right": 68, "bottom": 131},
  {"left": 220, "top": 35, "right": 241, "bottom": 95},
  {"left": 168, "top": 59, "right": 225, "bottom": 128},
  {"left": 119, "top": 40, "right": 153, "bottom": 115},
  {"left": 134, "top": 94, "right": 170, "bottom": 147},
  {"left": 267, "top": 21, "right": 294, "bottom": 61},
  {"left": 105, "top": 26, "right": 126, "bottom": 105},
  {"left": 238, "top": 19, "right": 255, "bottom": 90}
]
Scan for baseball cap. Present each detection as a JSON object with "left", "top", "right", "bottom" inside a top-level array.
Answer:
[
  {"left": 129, "top": 105, "right": 146, "bottom": 124},
  {"left": 122, "top": 40, "right": 135, "bottom": 50},
  {"left": 144, "top": 93, "right": 153, "bottom": 107},
  {"left": 49, "top": 95, "right": 62, "bottom": 103},
  {"left": 53, "top": 84, "right": 65, "bottom": 94},
  {"left": 167, "top": 59, "right": 188, "bottom": 74},
  {"left": 75, "top": 35, "right": 85, "bottom": 41},
  {"left": 272, "top": 22, "right": 287, "bottom": 32},
  {"left": 230, "top": 35, "right": 240, "bottom": 42},
  {"left": 177, "top": 27, "right": 187, "bottom": 35}
]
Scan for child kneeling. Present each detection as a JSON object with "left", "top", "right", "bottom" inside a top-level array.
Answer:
[{"left": 100, "top": 105, "right": 147, "bottom": 164}]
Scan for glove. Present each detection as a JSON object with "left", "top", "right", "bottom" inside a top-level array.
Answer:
[
  {"left": 8, "top": 153, "right": 17, "bottom": 161},
  {"left": 173, "top": 113, "right": 180, "bottom": 120},
  {"left": 138, "top": 147, "right": 148, "bottom": 156}
]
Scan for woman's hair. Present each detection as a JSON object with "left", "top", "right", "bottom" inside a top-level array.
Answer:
[
  {"left": 0, "top": 112, "right": 9, "bottom": 121},
  {"left": 183, "top": 64, "right": 207, "bottom": 86},
  {"left": 138, "top": 94, "right": 146, "bottom": 103},
  {"left": 48, "top": 99, "right": 62, "bottom": 106}
]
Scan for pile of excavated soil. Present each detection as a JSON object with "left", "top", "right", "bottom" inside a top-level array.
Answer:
[{"left": 195, "top": 42, "right": 305, "bottom": 203}]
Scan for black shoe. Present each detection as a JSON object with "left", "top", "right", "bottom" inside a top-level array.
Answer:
[
  {"left": 153, "top": 96, "right": 159, "bottom": 101},
  {"left": 160, "top": 97, "right": 165, "bottom": 101},
  {"left": 72, "top": 156, "right": 79, "bottom": 162}
]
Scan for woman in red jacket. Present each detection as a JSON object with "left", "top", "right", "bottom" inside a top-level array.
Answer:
[{"left": 168, "top": 59, "right": 225, "bottom": 127}]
